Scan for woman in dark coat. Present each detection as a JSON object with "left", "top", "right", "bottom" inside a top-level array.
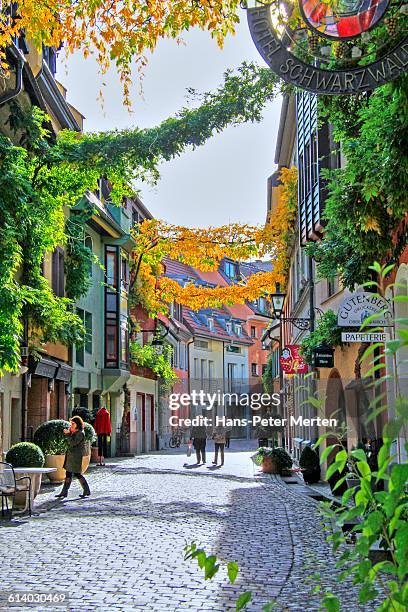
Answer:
[{"left": 56, "top": 416, "right": 91, "bottom": 498}]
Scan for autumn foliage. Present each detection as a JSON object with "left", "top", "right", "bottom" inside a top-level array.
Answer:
[
  {"left": 130, "top": 179, "right": 298, "bottom": 316},
  {"left": 0, "top": 0, "right": 241, "bottom": 104}
]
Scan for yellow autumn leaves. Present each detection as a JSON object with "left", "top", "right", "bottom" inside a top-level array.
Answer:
[{"left": 0, "top": 0, "right": 241, "bottom": 104}]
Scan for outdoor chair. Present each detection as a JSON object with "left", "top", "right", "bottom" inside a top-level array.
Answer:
[{"left": 0, "top": 462, "right": 32, "bottom": 519}]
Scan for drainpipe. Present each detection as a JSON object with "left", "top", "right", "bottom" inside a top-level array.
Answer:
[{"left": 0, "top": 45, "right": 24, "bottom": 106}]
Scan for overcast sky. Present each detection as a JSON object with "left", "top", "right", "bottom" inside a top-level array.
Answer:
[{"left": 59, "top": 15, "right": 282, "bottom": 228}]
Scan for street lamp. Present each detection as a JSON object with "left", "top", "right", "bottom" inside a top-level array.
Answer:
[{"left": 271, "top": 283, "right": 287, "bottom": 319}]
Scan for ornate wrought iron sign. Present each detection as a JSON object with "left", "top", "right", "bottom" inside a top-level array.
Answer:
[{"left": 246, "top": 1, "right": 408, "bottom": 94}]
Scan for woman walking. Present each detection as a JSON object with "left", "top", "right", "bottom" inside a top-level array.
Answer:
[
  {"left": 212, "top": 425, "right": 227, "bottom": 467},
  {"left": 56, "top": 416, "right": 91, "bottom": 499}
]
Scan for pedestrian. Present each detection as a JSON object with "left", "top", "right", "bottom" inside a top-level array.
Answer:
[
  {"left": 190, "top": 419, "right": 208, "bottom": 464},
  {"left": 212, "top": 425, "right": 227, "bottom": 466},
  {"left": 225, "top": 428, "right": 231, "bottom": 449},
  {"left": 56, "top": 416, "right": 91, "bottom": 499},
  {"left": 94, "top": 405, "right": 112, "bottom": 466}
]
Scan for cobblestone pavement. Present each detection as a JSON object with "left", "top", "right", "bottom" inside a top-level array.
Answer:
[{"left": 0, "top": 441, "right": 370, "bottom": 611}]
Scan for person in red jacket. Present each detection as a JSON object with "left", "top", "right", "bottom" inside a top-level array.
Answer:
[{"left": 94, "top": 406, "right": 112, "bottom": 466}]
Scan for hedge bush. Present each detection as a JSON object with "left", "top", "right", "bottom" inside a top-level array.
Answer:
[
  {"left": 33, "top": 420, "right": 70, "bottom": 455},
  {"left": 6, "top": 442, "right": 45, "bottom": 468}
]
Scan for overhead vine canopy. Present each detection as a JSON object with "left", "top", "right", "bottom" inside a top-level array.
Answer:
[
  {"left": 0, "top": 63, "right": 280, "bottom": 373},
  {"left": 130, "top": 168, "right": 297, "bottom": 315},
  {"left": 0, "top": 0, "right": 241, "bottom": 104}
]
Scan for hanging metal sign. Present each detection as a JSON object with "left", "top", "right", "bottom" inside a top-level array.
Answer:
[
  {"left": 341, "top": 332, "right": 387, "bottom": 342},
  {"left": 313, "top": 346, "right": 335, "bottom": 368},
  {"left": 337, "top": 291, "right": 393, "bottom": 326},
  {"left": 246, "top": 2, "right": 408, "bottom": 94}
]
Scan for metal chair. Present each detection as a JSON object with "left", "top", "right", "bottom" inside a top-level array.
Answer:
[{"left": 0, "top": 462, "right": 32, "bottom": 519}]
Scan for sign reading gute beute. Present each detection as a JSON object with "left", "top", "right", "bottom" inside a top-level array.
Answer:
[{"left": 337, "top": 292, "right": 393, "bottom": 327}]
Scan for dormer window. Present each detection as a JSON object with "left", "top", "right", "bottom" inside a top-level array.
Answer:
[
  {"left": 224, "top": 261, "right": 237, "bottom": 279},
  {"left": 226, "top": 321, "right": 232, "bottom": 334},
  {"left": 208, "top": 317, "right": 214, "bottom": 331},
  {"left": 235, "top": 324, "right": 242, "bottom": 337}
]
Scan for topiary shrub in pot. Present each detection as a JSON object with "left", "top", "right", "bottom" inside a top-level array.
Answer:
[
  {"left": 72, "top": 406, "right": 92, "bottom": 424},
  {"left": 252, "top": 446, "right": 293, "bottom": 475},
  {"left": 5, "top": 442, "right": 46, "bottom": 504},
  {"left": 33, "top": 420, "right": 70, "bottom": 483},
  {"left": 299, "top": 445, "right": 321, "bottom": 484},
  {"left": 6, "top": 442, "right": 45, "bottom": 468}
]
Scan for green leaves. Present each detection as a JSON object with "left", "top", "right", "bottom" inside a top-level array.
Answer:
[
  {"left": 227, "top": 562, "right": 239, "bottom": 584},
  {"left": 236, "top": 592, "right": 252, "bottom": 611}
]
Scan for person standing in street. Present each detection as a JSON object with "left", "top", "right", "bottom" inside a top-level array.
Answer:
[
  {"left": 190, "top": 418, "right": 208, "bottom": 464},
  {"left": 212, "top": 425, "right": 227, "bottom": 466},
  {"left": 56, "top": 416, "right": 91, "bottom": 499},
  {"left": 94, "top": 405, "right": 112, "bottom": 466},
  {"left": 225, "top": 428, "right": 231, "bottom": 449}
]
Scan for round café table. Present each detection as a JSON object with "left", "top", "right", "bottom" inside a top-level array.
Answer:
[{"left": 12, "top": 467, "right": 57, "bottom": 510}]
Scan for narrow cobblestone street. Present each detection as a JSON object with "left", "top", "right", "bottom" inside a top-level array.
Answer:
[{"left": 1, "top": 443, "right": 368, "bottom": 611}]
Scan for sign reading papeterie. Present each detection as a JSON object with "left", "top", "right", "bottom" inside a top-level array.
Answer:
[
  {"left": 341, "top": 332, "right": 387, "bottom": 343},
  {"left": 337, "top": 292, "right": 393, "bottom": 327},
  {"left": 280, "top": 345, "right": 308, "bottom": 374}
]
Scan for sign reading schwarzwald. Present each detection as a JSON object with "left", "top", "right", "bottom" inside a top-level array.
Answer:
[{"left": 247, "top": 4, "right": 408, "bottom": 94}]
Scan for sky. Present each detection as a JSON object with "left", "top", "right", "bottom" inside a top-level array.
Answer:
[{"left": 59, "top": 15, "right": 282, "bottom": 228}]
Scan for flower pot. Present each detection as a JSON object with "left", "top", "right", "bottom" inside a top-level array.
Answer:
[
  {"left": 261, "top": 456, "right": 278, "bottom": 474},
  {"left": 91, "top": 446, "right": 99, "bottom": 463},
  {"left": 45, "top": 455, "right": 66, "bottom": 483},
  {"left": 81, "top": 454, "right": 90, "bottom": 474}
]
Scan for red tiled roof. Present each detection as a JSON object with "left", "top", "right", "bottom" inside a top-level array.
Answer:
[{"left": 183, "top": 306, "right": 253, "bottom": 345}]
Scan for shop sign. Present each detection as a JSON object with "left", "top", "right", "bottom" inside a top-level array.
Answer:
[
  {"left": 337, "top": 292, "right": 393, "bottom": 327},
  {"left": 34, "top": 361, "right": 58, "bottom": 379},
  {"left": 280, "top": 345, "right": 308, "bottom": 374},
  {"left": 55, "top": 365, "right": 73, "bottom": 383},
  {"left": 247, "top": 4, "right": 408, "bottom": 95},
  {"left": 341, "top": 332, "right": 386, "bottom": 343},
  {"left": 313, "top": 346, "right": 334, "bottom": 368}
]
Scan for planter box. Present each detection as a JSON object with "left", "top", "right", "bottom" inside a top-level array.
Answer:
[
  {"left": 261, "top": 456, "right": 278, "bottom": 474},
  {"left": 45, "top": 455, "right": 66, "bottom": 483}
]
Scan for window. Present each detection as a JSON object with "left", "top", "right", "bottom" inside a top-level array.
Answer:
[
  {"left": 251, "top": 363, "right": 258, "bottom": 377},
  {"left": 173, "top": 343, "right": 179, "bottom": 368},
  {"left": 226, "top": 345, "right": 241, "bottom": 354},
  {"left": 250, "top": 326, "right": 256, "bottom": 338},
  {"left": 52, "top": 247, "right": 64, "bottom": 297},
  {"left": 106, "top": 322, "right": 118, "bottom": 365},
  {"left": 208, "top": 360, "right": 214, "bottom": 382},
  {"left": 327, "top": 276, "right": 339, "bottom": 298},
  {"left": 226, "top": 321, "right": 232, "bottom": 334},
  {"left": 234, "top": 324, "right": 242, "bottom": 337},
  {"left": 193, "top": 358, "right": 199, "bottom": 379},
  {"left": 224, "top": 261, "right": 236, "bottom": 279},
  {"left": 120, "top": 317, "right": 129, "bottom": 365},
  {"left": 85, "top": 236, "right": 93, "bottom": 277},
  {"left": 174, "top": 302, "right": 182, "bottom": 322},
  {"left": 194, "top": 339, "right": 209, "bottom": 350},
  {"left": 121, "top": 256, "right": 129, "bottom": 291},
  {"left": 106, "top": 246, "right": 118, "bottom": 288},
  {"left": 200, "top": 359, "right": 207, "bottom": 384},
  {"left": 76, "top": 308, "right": 84, "bottom": 366},
  {"left": 208, "top": 317, "right": 214, "bottom": 331},
  {"left": 85, "top": 312, "right": 92, "bottom": 354}
]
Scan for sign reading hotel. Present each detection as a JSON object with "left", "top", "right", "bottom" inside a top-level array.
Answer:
[
  {"left": 246, "top": 1, "right": 407, "bottom": 95},
  {"left": 337, "top": 292, "right": 393, "bottom": 327},
  {"left": 280, "top": 345, "right": 308, "bottom": 374}
]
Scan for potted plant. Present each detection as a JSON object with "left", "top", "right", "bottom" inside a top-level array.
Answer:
[
  {"left": 299, "top": 445, "right": 321, "bottom": 484},
  {"left": 252, "top": 447, "right": 293, "bottom": 475},
  {"left": 33, "top": 420, "right": 70, "bottom": 483},
  {"left": 5, "top": 442, "right": 45, "bottom": 503},
  {"left": 83, "top": 423, "right": 96, "bottom": 472}
]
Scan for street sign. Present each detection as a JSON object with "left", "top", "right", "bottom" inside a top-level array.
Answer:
[
  {"left": 280, "top": 345, "right": 308, "bottom": 375},
  {"left": 341, "top": 332, "right": 386, "bottom": 343},
  {"left": 337, "top": 292, "right": 393, "bottom": 327},
  {"left": 313, "top": 346, "right": 334, "bottom": 368}
]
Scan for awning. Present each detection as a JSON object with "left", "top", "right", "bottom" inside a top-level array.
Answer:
[{"left": 29, "top": 357, "right": 72, "bottom": 383}]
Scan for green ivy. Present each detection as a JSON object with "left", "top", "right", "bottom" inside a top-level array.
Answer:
[
  {"left": 300, "top": 310, "right": 342, "bottom": 365},
  {"left": 308, "top": 76, "right": 408, "bottom": 288},
  {"left": 0, "top": 63, "right": 280, "bottom": 373},
  {"left": 130, "top": 342, "right": 178, "bottom": 391}
]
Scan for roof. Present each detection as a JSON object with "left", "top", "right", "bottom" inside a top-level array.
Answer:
[{"left": 183, "top": 306, "right": 253, "bottom": 345}]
